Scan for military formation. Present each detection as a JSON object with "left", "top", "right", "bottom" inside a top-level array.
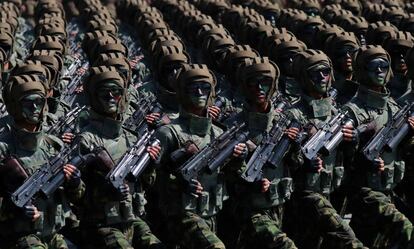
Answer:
[{"left": 0, "top": 0, "right": 413, "bottom": 248}]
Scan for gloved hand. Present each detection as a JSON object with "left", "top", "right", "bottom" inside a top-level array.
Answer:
[
  {"left": 64, "top": 164, "right": 81, "bottom": 188},
  {"left": 309, "top": 156, "right": 323, "bottom": 173},
  {"left": 146, "top": 113, "right": 161, "bottom": 126},
  {"left": 342, "top": 124, "right": 358, "bottom": 142},
  {"left": 233, "top": 143, "right": 248, "bottom": 159},
  {"left": 409, "top": 117, "right": 414, "bottom": 130},
  {"left": 118, "top": 184, "right": 130, "bottom": 201},
  {"left": 187, "top": 179, "right": 203, "bottom": 198},
  {"left": 23, "top": 205, "right": 41, "bottom": 221},
  {"left": 207, "top": 105, "right": 221, "bottom": 121},
  {"left": 373, "top": 157, "right": 385, "bottom": 172}
]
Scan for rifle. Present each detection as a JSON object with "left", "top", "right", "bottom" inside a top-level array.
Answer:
[
  {"left": 11, "top": 145, "right": 96, "bottom": 208},
  {"left": 106, "top": 130, "right": 160, "bottom": 189},
  {"left": 0, "top": 102, "right": 7, "bottom": 119},
  {"left": 302, "top": 111, "right": 352, "bottom": 160},
  {"left": 124, "top": 96, "right": 162, "bottom": 137},
  {"left": 47, "top": 105, "right": 86, "bottom": 136},
  {"left": 62, "top": 61, "right": 89, "bottom": 104},
  {"left": 363, "top": 102, "right": 414, "bottom": 162},
  {"left": 242, "top": 116, "right": 300, "bottom": 183},
  {"left": 179, "top": 122, "right": 249, "bottom": 182}
]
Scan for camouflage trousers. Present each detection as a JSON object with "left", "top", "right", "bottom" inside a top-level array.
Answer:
[
  {"left": 81, "top": 218, "right": 164, "bottom": 249},
  {"left": 286, "top": 191, "right": 366, "bottom": 249},
  {"left": 9, "top": 233, "right": 68, "bottom": 249},
  {"left": 348, "top": 187, "right": 413, "bottom": 249},
  {"left": 165, "top": 211, "right": 225, "bottom": 249},
  {"left": 237, "top": 205, "right": 297, "bottom": 249}
]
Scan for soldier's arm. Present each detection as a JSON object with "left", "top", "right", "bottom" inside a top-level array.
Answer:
[{"left": 154, "top": 126, "right": 178, "bottom": 172}]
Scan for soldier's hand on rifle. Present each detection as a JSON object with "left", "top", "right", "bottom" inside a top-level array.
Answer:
[
  {"left": 188, "top": 179, "right": 203, "bottom": 198},
  {"left": 207, "top": 105, "right": 221, "bottom": 121},
  {"left": 285, "top": 127, "right": 300, "bottom": 140},
  {"left": 146, "top": 113, "right": 161, "bottom": 125},
  {"left": 23, "top": 205, "right": 41, "bottom": 221},
  {"left": 310, "top": 157, "right": 323, "bottom": 173},
  {"left": 409, "top": 117, "right": 414, "bottom": 130},
  {"left": 62, "top": 132, "right": 75, "bottom": 144},
  {"left": 147, "top": 144, "right": 161, "bottom": 161},
  {"left": 373, "top": 157, "right": 385, "bottom": 172},
  {"left": 261, "top": 178, "right": 270, "bottom": 193},
  {"left": 233, "top": 143, "right": 248, "bottom": 158},
  {"left": 118, "top": 184, "right": 130, "bottom": 201},
  {"left": 75, "top": 85, "right": 83, "bottom": 93},
  {"left": 342, "top": 124, "right": 357, "bottom": 142},
  {"left": 64, "top": 164, "right": 81, "bottom": 187}
]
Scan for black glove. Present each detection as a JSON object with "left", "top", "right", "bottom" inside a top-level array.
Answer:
[
  {"left": 118, "top": 184, "right": 130, "bottom": 201},
  {"left": 66, "top": 167, "right": 81, "bottom": 188},
  {"left": 309, "top": 157, "right": 323, "bottom": 173},
  {"left": 23, "top": 205, "right": 39, "bottom": 220},
  {"left": 187, "top": 179, "right": 203, "bottom": 198}
]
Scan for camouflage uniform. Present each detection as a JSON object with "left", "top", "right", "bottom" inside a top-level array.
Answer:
[
  {"left": 286, "top": 50, "right": 365, "bottom": 249},
  {"left": 154, "top": 64, "right": 226, "bottom": 249},
  {"left": 342, "top": 46, "right": 413, "bottom": 249},
  {"left": 73, "top": 67, "right": 163, "bottom": 249},
  {"left": 0, "top": 75, "right": 84, "bottom": 249}
]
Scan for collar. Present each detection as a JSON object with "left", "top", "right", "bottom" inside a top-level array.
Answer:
[
  {"left": 11, "top": 125, "right": 44, "bottom": 152},
  {"left": 302, "top": 94, "right": 332, "bottom": 118},
  {"left": 243, "top": 104, "right": 274, "bottom": 134},
  {"left": 281, "top": 75, "right": 302, "bottom": 97},
  {"left": 356, "top": 85, "right": 389, "bottom": 110},
  {"left": 179, "top": 109, "right": 212, "bottom": 136},
  {"left": 89, "top": 110, "right": 124, "bottom": 139}
]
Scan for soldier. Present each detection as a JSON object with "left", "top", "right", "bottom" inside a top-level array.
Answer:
[
  {"left": 270, "top": 37, "right": 306, "bottom": 105},
  {"left": 341, "top": 45, "right": 414, "bottom": 249},
  {"left": 383, "top": 31, "right": 413, "bottom": 100},
  {"left": 154, "top": 64, "right": 226, "bottom": 249},
  {"left": 225, "top": 56, "right": 298, "bottom": 249},
  {"left": 394, "top": 47, "right": 414, "bottom": 222},
  {"left": 72, "top": 66, "right": 164, "bottom": 249},
  {"left": 285, "top": 49, "right": 366, "bottom": 249},
  {"left": 326, "top": 32, "right": 360, "bottom": 105},
  {"left": 0, "top": 74, "right": 83, "bottom": 249}
]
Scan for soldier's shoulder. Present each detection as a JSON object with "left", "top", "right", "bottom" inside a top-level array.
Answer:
[{"left": 0, "top": 130, "right": 12, "bottom": 158}]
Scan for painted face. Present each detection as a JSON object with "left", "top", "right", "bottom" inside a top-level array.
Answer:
[
  {"left": 307, "top": 63, "right": 332, "bottom": 94},
  {"left": 366, "top": 58, "right": 389, "bottom": 86},
  {"left": 278, "top": 50, "right": 298, "bottom": 75},
  {"left": 162, "top": 62, "right": 183, "bottom": 90},
  {"left": 185, "top": 82, "right": 211, "bottom": 109},
  {"left": 390, "top": 48, "right": 408, "bottom": 75},
  {"left": 335, "top": 45, "right": 358, "bottom": 73},
  {"left": 96, "top": 82, "right": 124, "bottom": 115},
  {"left": 246, "top": 75, "right": 273, "bottom": 105},
  {"left": 20, "top": 93, "right": 46, "bottom": 124}
]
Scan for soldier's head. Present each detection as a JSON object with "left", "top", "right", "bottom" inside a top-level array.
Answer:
[
  {"left": 327, "top": 32, "right": 359, "bottom": 75},
  {"left": 154, "top": 45, "right": 190, "bottom": 92},
  {"left": 353, "top": 45, "right": 393, "bottom": 88},
  {"left": 224, "top": 45, "right": 259, "bottom": 84},
  {"left": 237, "top": 57, "right": 279, "bottom": 110},
  {"left": 3, "top": 74, "right": 48, "bottom": 126},
  {"left": 405, "top": 47, "right": 414, "bottom": 80},
  {"left": 176, "top": 64, "right": 216, "bottom": 114},
  {"left": 270, "top": 38, "right": 306, "bottom": 77},
  {"left": 85, "top": 66, "right": 128, "bottom": 118},
  {"left": 292, "top": 49, "right": 334, "bottom": 97},
  {"left": 383, "top": 31, "right": 414, "bottom": 76}
]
